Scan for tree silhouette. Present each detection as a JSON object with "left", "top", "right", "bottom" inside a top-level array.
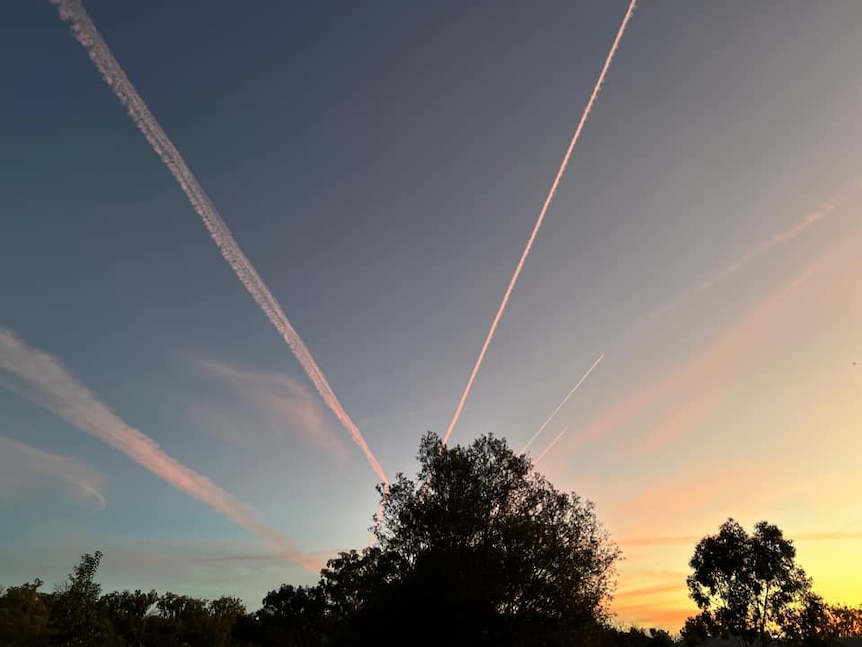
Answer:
[
  {"left": 0, "top": 579, "right": 51, "bottom": 646},
  {"left": 686, "top": 519, "right": 813, "bottom": 646},
  {"left": 826, "top": 604, "right": 862, "bottom": 637},
  {"left": 101, "top": 589, "right": 158, "bottom": 647},
  {"left": 50, "top": 551, "right": 117, "bottom": 646},
  {"left": 3, "top": 440, "right": 860, "bottom": 646},
  {"left": 322, "top": 432, "right": 622, "bottom": 646}
]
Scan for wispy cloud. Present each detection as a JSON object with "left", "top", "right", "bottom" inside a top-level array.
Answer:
[
  {"left": 50, "top": 0, "right": 388, "bottom": 491},
  {"left": 614, "top": 582, "right": 684, "bottom": 600},
  {"left": 612, "top": 603, "right": 693, "bottom": 632},
  {"left": 442, "top": 0, "right": 637, "bottom": 445},
  {"left": 521, "top": 353, "right": 605, "bottom": 455},
  {"left": 0, "top": 434, "right": 106, "bottom": 511},
  {"left": 194, "top": 359, "right": 345, "bottom": 457},
  {"left": 0, "top": 328, "right": 318, "bottom": 571}
]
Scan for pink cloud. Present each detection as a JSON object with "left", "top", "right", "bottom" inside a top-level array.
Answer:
[
  {"left": 613, "top": 602, "right": 694, "bottom": 631},
  {"left": 0, "top": 329, "right": 318, "bottom": 572},
  {"left": 196, "top": 359, "right": 346, "bottom": 457},
  {"left": 632, "top": 389, "right": 725, "bottom": 453}
]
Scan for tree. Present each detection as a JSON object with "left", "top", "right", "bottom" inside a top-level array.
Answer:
[
  {"left": 152, "top": 592, "right": 212, "bottom": 646},
  {"left": 49, "top": 551, "right": 117, "bottom": 646},
  {"left": 250, "top": 584, "right": 328, "bottom": 646},
  {"left": 326, "top": 432, "right": 621, "bottom": 646},
  {"left": 782, "top": 591, "right": 832, "bottom": 647},
  {"left": 0, "top": 579, "right": 51, "bottom": 646},
  {"left": 680, "top": 612, "right": 716, "bottom": 646},
  {"left": 101, "top": 589, "right": 158, "bottom": 647},
  {"left": 208, "top": 596, "right": 246, "bottom": 647},
  {"left": 686, "top": 519, "right": 812, "bottom": 646},
  {"left": 826, "top": 604, "right": 862, "bottom": 637}
]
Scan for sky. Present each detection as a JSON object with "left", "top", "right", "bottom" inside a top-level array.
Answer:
[{"left": 1, "top": 0, "right": 861, "bottom": 630}]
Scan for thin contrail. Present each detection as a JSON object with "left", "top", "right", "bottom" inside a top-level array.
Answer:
[
  {"left": 0, "top": 434, "right": 107, "bottom": 511},
  {"left": 632, "top": 174, "right": 862, "bottom": 331},
  {"left": 0, "top": 329, "right": 318, "bottom": 571},
  {"left": 50, "top": 0, "right": 388, "bottom": 492},
  {"left": 441, "top": 0, "right": 637, "bottom": 446},
  {"left": 520, "top": 353, "right": 604, "bottom": 455},
  {"left": 533, "top": 425, "right": 568, "bottom": 466}
]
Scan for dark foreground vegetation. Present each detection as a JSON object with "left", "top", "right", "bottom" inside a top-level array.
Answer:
[{"left": 2, "top": 433, "right": 860, "bottom": 647}]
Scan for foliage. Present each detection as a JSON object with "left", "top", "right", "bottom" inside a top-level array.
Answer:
[
  {"left": 326, "top": 432, "right": 622, "bottom": 646},
  {"left": 50, "top": 551, "right": 117, "bottom": 646},
  {"left": 101, "top": 589, "right": 158, "bottom": 647},
  {"left": 0, "top": 579, "right": 51, "bottom": 646},
  {"left": 826, "top": 604, "right": 862, "bottom": 637},
  {"left": 686, "top": 519, "right": 815, "bottom": 646}
]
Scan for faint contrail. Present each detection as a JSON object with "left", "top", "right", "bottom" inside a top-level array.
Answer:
[
  {"left": 0, "top": 434, "right": 107, "bottom": 511},
  {"left": 441, "top": 0, "right": 637, "bottom": 445},
  {"left": 693, "top": 183, "right": 858, "bottom": 294},
  {"left": 632, "top": 174, "right": 862, "bottom": 331},
  {"left": 0, "top": 329, "right": 318, "bottom": 571},
  {"left": 520, "top": 353, "right": 604, "bottom": 455},
  {"left": 50, "top": 0, "right": 388, "bottom": 491},
  {"left": 533, "top": 425, "right": 568, "bottom": 466}
]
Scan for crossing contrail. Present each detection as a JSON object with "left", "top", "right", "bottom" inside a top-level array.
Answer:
[
  {"left": 50, "top": 0, "right": 388, "bottom": 491},
  {"left": 442, "top": 0, "right": 637, "bottom": 446},
  {"left": 0, "top": 329, "right": 318, "bottom": 571},
  {"left": 521, "top": 353, "right": 605, "bottom": 455},
  {"left": 533, "top": 425, "right": 568, "bottom": 466}
]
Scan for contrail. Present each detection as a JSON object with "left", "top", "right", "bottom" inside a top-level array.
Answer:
[
  {"left": 632, "top": 174, "right": 862, "bottom": 331},
  {"left": 520, "top": 353, "right": 604, "bottom": 455},
  {"left": 50, "top": 0, "right": 388, "bottom": 491},
  {"left": 533, "top": 425, "right": 568, "bottom": 466},
  {"left": 0, "top": 329, "right": 318, "bottom": 571},
  {"left": 441, "top": 0, "right": 637, "bottom": 446},
  {"left": 0, "top": 434, "right": 107, "bottom": 511},
  {"left": 693, "top": 185, "right": 855, "bottom": 294}
]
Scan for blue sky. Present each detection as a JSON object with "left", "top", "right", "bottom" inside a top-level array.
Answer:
[{"left": 2, "top": 1, "right": 861, "bottom": 627}]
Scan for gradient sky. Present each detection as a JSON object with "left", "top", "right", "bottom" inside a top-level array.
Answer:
[{"left": 2, "top": 1, "right": 861, "bottom": 630}]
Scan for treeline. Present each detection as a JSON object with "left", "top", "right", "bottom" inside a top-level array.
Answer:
[
  {"left": 0, "top": 552, "right": 677, "bottom": 647},
  {"left": 0, "top": 554, "right": 244, "bottom": 646},
  {"left": 1, "top": 433, "right": 860, "bottom": 647}
]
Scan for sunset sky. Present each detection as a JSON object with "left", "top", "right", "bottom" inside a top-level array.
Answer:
[{"left": 2, "top": 1, "right": 860, "bottom": 630}]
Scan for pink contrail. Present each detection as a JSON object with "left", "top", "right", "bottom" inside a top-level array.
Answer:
[
  {"left": 533, "top": 425, "right": 568, "bottom": 466},
  {"left": 520, "top": 353, "right": 605, "bottom": 454},
  {"left": 50, "top": 0, "right": 388, "bottom": 492},
  {"left": 632, "top": 174, "right": 862, "bottom": 332},
  {"left": 0, "top": 329, "right": 318, "bottom": 571},
  {"left": 441, "top": 0, "right": 637, "bottom": 446},
  {"left": 694, "top": 201, "right": 840, "bottom": 294}
]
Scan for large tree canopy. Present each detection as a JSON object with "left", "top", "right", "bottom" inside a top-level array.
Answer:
[
  {"left": 686, "top": 519, "right": 813, "bottom": 646},
  {"left": 330, "top": 432, "right": 622, "bottom": 646}
]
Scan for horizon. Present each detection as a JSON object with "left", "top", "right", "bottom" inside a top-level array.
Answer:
[{"left": 1, "top": 0, "right": 861, "bottom": 630}]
